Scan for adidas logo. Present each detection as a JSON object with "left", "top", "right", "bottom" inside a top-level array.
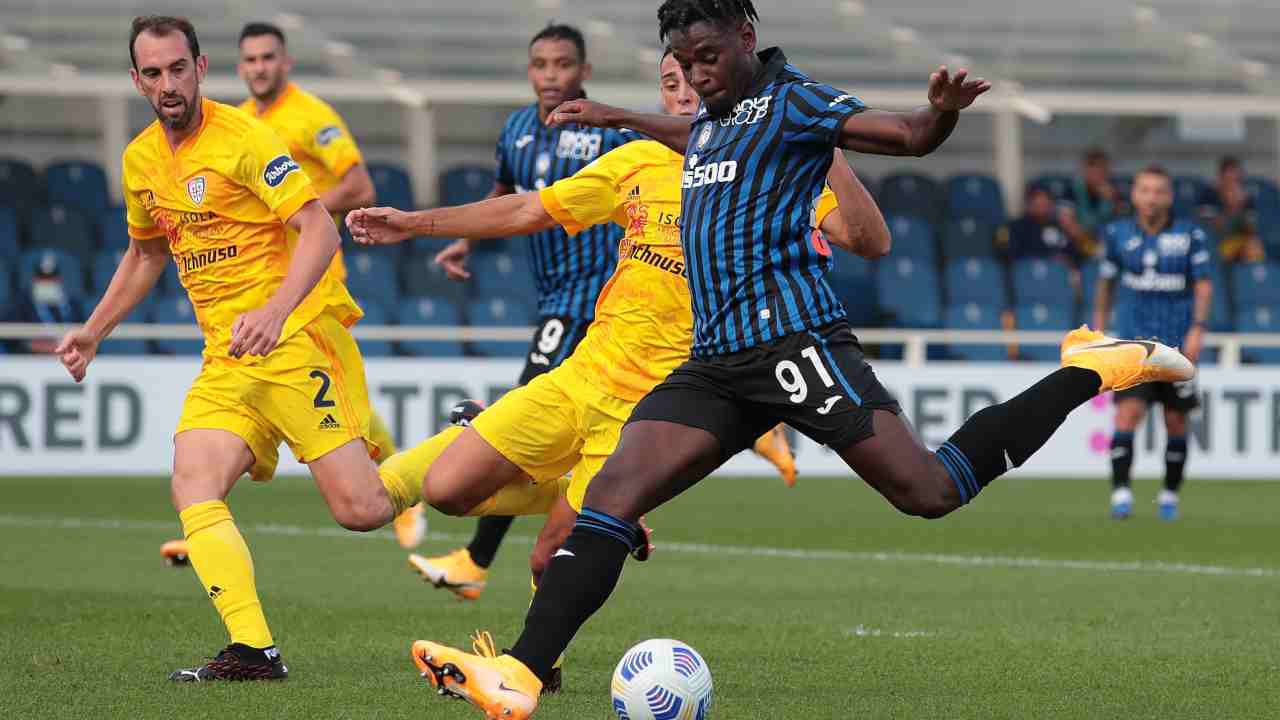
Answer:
[
  {"left": 318, "top": 414, "right": 341, "bottom": 430},
  {"left": 628, "top": 185, "right": 641, "bottom": 197}
]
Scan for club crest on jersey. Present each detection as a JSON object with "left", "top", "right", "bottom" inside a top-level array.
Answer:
[
  {"left": 316, "top": 125, "right": 343, "bottom": 146},
  {"left": 186, "top": 176, "right": 206, "bottom": 206},
  {"left": 536, "top": 152, "right": 552, "bottom": 176},
  {"left": 263, "top": 155, "right": 301, "bottom": 187},
  {"left": 697, "top": 122, "right": 713, "bottom": 149}
]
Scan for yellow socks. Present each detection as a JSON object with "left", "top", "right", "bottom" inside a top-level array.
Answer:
[
  {"left": 179, "top": 500, "right": 273, "bottom": 649},
  {"left": 466, "top": 476, "right": 570, "bottom": 517}
]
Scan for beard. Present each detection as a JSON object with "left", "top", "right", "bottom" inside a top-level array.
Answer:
[
  {"left": 251, "top": 74, "right": 285, "bottom": 103},
  {"left": 152, "top": 92, "right": 199, "bottom": 131}
]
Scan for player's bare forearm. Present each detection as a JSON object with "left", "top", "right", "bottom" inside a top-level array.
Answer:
[
  {"left": 1092, "top": 278, "right": 1114, "bottom": 331},
  {"left": 837, "top": 107, "right": 958, "bottom": 157},
  {"left": 547, "top": 99, "right": 691, "bottom": 153},
  {"left": 410, "top": 193, "right": 556, "bottom": 240},
  {"left": 1191, "top": 278, "right": 1212, "bottom": 326},
  {"left": 272, "top": 200, "right": 341, "bottom": 315},
  {"left": 318, "top": 163, "right": 376, "bottom": 214},
  {"left": 821, "top": 150, "right": 890, "bottom": 258},
  {"left": 83, "top": 237, "right": 169, "bottom": 342}
]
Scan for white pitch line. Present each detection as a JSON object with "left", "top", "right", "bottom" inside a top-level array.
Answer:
[{"left": 1, "top": 513, "right": 1275, "bottom": 580}]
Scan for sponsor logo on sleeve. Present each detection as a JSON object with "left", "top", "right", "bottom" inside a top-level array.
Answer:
[
  {"left": 263, "top": 155, "right": 301, "bottom": 187},
  {"left": 315, "top": 125, "right": 343, "bottom": 146}
]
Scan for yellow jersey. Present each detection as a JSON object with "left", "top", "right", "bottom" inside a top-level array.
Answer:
[
  {"left": 123, "top": 98, "right": 361, "bottom": 362},
  {"left": 240, "top": 82, "right": 363, "bottom": 281},
  {"left": 540, "top": 140, "right": 838, "bottom": 402}
]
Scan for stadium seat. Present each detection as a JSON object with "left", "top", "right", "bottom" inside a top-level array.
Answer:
[
  {"left": 941, "top": 216, "right": 996, "bottom": 260},
  {"left": 1236, "top": 305, "right": 1280, "bottom": 364},
  {"left": 397, "top": 296, "right": 465, "bottom": 357},
  {"left": 467, "top": 293, "right": 536, "bottom": 357},
  {"left": 0, "top": 257, "right": 13, "bottom": 320},
  {"left": 368, "top": 163, "right": 414, "bottom": 211},
  {"left": 99, "top": 208, "right": 130, "bottom": 252},
  {"left": 876, "top": 256, "right": 941, "bottom": 328},
  {"left": 470, "top": 248, "right": 538, "bottom": 302},
  {"left": 44, "top": 160, "right": 110, "bottom": 214},
  {"left": 151, "top": 293, "right": 203, "bottom": 355},
  {"left": 947, "top": 173, "right": 1005, "bottom": 225},
  {"left": 0, "top": 206, "right": 19, "bottom": 260},
  {"left": 945, "top": 256, "right": 1006, "bottom": 307},
  {"left": 91, "top": 249, "right": 125, "bottom": 296},
  {"left": 1011, "top": 258, "right": 1073, "bottom": 307},
  {"left": 440, "top": 164, "right": 496, "bottom": 207},
  {"left": 878, "top": 173, "right": 944, "bottom": 222},
  {"left": 0, "top": 157, "right": 39, "bottom": 209},
  {"left": 28, "top": 204, "right": 94, "bottom": 262},
  {"left": 19, "top": 248, "right": 85, "bottom": 299},
  {"left": 944, "top": 302, "right": 1006, "bottom": 361},
  {"left": 344, "top": 247, "right": 400, "bottom": 308},
  {"left": 352, "top": 297, "right": 394, "bottom": 357},
  {"left": 884, "top": 215, "right": 937, "bottom": 265},
  {"left": 1172, "top": 175, "right": 1210, "bottom": 218},
  {"left": 1014, "top": 302, "right": 1073, "bottom": 361},
  {"left": 95, "top": 296, "right": 151, "bottom": 356},
  {"left": 1246, "top": 176, "right": 1280, "bottom": 217},
  {"left": 1231, "top": 261, "right": 1280, "bottom": 308},
  {"left": 1078, "top": 259, "right": 1100, "bottom": 322},
  {"left": 1029, "top": 174, "right": 1073, "bottom": 202},
  {"left": 1208, "top": 264, "right": 1233, "bottom": 332},
  {"left": 401, "top": 245, "right": 467, "bottom": 302},
  {"left": 827, "top": 254, "right": 877, "bottom": 327}
]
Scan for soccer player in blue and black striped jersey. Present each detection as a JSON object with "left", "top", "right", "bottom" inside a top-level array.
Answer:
[
  {"left": 1094, "top": 166, "right": 1213, "bottom": 521},
  {"left": 419, "top": 24, "right": 635, "bottom": 609},
  {"left": 401, "top": 4, "right": 1196, "bottom": 712}
]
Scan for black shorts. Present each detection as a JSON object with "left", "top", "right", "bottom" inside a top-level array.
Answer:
[
  {"left": 1114, "top": 380, "right": 1200, "bottom": 413},
  {"left": 629, "top": 320, "right": 902, "bottom": 457},
  {"left": 518, "top": 315, "right": 590, "bottom": 386}
]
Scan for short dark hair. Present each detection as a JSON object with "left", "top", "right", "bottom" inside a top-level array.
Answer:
[
  {"left": 658, "top": 0, "right": 760, "bottom": 43},
  {"left": 239, "top": 22, "right": 287, "bottom": 48},
  {"left": 529, "top": 23, "right": 586, "bottom": 62},
  {"left": 1219, "top": 155, "right": 1242, "bottom": 174},
  {"left": 1082, "top": 147, "right": 1109, "bottom": 166},
  {"left": 130, "top": 15, "right": 200, "bottom": 70},
  {"left": 1135, "top": 164, "right": 1171, "bottom": 183}
]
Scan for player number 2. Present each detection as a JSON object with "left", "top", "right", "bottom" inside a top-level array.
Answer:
[
  {"left": 310, "top": 370, "right": 336, "bottom": 409},
  {"left": 774, "top": 346, "right": 836, "bottom": 404},
  {"left": 537, "top": 319, "right": 565, "bottom": 354}
]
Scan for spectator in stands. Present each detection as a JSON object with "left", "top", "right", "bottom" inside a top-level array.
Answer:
[
  {"left": 1060, "top": 147, "right": 1119, "bottom": 256},
  {"left": 18, "top": 251, "right": 84, "bottom": 353},
  {"left": 998, "top": 185, "right": 1081, "bottom": 267},
  {"left": 1197, "top": 156, "right": 1264, "bottom": 263}
]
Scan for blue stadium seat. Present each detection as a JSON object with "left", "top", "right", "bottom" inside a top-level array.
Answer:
[
  {"left": 1011, "top": 258, "right": 1072, "bottom": 306},
  {"left": 440, "top": 165, "right": 496, "bottom": 207},
  {"left": 885, "top": 215, "right": 936, "bottom": 265},
  {"left": 1232, "top": 261, "right": 1280, "bottom": 307},
  {"left": 1029, "top": 174, "right": 1073, "bottom": 202},
  {"left": 95, "top": 296, "right": 151, "bottom": 356},
  {"left": 947, "top": 174, "right": 1005, "bottom": 225},
  {"left": 944, "top": 302, "right": 1006, "bottom": 361},
  {"left": 401, "top": 246, "right": 467, "bottom": 303},
  {"left": 28, "top": 204, "right": 94, "bottom": 263},
  {"left": 1172, "top": 175, "right": 1210, "bottom": 217},
  {"left": 368, "top": 163, "right": 414, "bottom": 210},
  {"left": 0, "top": 257, "right": 13, "bottom": 320},
  {"left": 1078, "top": 259, "right": 1100, "bottom": 322},
  {"left": 99, "top": 208, "right": 130, "bottom": 251},
  {"left": 397, "top": 296, "right": 465, "bottom": 357},
  {"left": 1236, "top": 305, "right": 1280, "bottom": 364},
  {"left": 151, "top": 293, "right": 203, "bottom": 355},
  {"left": 1246, "top": 176, "right": 1280, "bottom": 217},
  {"left": 827, "top": 254, "right": 877, "bottom": 327},
  {"left": 44, "top": 160, "right": 110, "bottom": 214},
  {"left": 344, "top": 248, "right": 400, "bottom": 308},
  {"left": 19, "top": 248, "right": 85, "bottom": 299},
  {"left": 467, "top": 294, "right": 535, "bottom": 357},
  {"left": 876, "top": 256, "right": 941, "bottom": 328},
  {"left": 1014, "top": 303, "right": 1073, "bottom": 361},
  {"left": 470, "top": 249, "right": 537, "bottom": 302},
  {"left": 0, "top": 206, "right": 19, "bottom": 260},
  {"left": 1207, "top": 264, "right": 1233, "bottom": 332},
  {"left": 942, "top": 216, "right": 996, "bottom": 259},
  {"left": 945, "top": 256, "right": 1006, "bottom": 307},
  {"left": 351, "top": 297, "right": 394, "bottom": 357},
  {"left": 0, "top": 157, "right": 39, "bottom": 209},
  {"left": 91, "top": 249, "right": 125, "bottom": 296},
  {"left": 879, "top": 173, "right": 944, "bottom": 222}
]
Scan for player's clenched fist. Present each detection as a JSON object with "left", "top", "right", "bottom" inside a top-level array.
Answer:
[
  {"left": 54, "top": 328, "right": 100, "bottom": 383},
  {"left": 229, "top": 305, "right": 287, "bottom": 358},
  {"left": 346, "top": 207, "right": 416, "bottom": 246}
]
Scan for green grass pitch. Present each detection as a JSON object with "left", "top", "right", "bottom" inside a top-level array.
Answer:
[{"left": 2, "top": 474, "right": 1277, "bottom": 719}]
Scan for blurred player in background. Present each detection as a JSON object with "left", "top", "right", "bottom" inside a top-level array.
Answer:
[
  {"left": 59, "top": 16, "right": 433, "bottom": 682},
  {"left": 1094, "top": 165, "right": 1213, "bottom": 521}
]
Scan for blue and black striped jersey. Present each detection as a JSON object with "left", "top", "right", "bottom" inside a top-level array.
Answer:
[
  {"left": 496, "top": 104, "right": 635, "bottom": 320},
  {"left": 680, "top": 48, "right": 866, "bottom": 357},
  {"left": 1100, "top": 217, "right": 1211, "bottom": 347}
]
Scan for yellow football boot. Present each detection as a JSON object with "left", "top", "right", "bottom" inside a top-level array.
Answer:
[
  {"left": 411, "top": 637, "right": 541, "bottom": 719},
  {"left": 1060, "top": 326, "right": 1194, "bottom": 393},
  {"left": 393, "top": 503, "right": 427, "bottom": 549},
  {"left": 408, "top": 548, "right": 487, "bottom": 601},
  {"left": 753, "top": 423, "right": 797, "bottom": 487},
  {"left": 160, "top": 539, "right": 190, "bottom": 567}
]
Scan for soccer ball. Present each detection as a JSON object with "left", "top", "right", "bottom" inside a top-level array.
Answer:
[{"left": 610, "top": 638, "right": 713, "bottom": 720}]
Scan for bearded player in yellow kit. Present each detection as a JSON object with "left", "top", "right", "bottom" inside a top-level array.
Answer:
[
  {"left": 348, "top": 47, "right": 888, "bottom": 704},
  {"left": 54, "top": 16, "right": 439, "bottom": 682}
]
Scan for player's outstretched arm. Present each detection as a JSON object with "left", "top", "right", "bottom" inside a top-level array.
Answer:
[
  {"left": 837, "top": 67, "right": 991, "bottom": 157},
  {"left": 56, "top": 235, "right": 169, "bottom": 382},
  {"left": 546, "top": 99, "right": 692, "bottom": 154},
  {"left": 347, "top": 193, "right": 557, "bottom": 247},
  {"left": 229, "top": 199, "right": 338, "bottom": 358},
  {"left": 819, "top": 150, "right": 891, "bottom": 259}
]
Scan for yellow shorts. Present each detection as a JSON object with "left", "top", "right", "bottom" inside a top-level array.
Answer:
[
  {"left": 471, "top": 360, "right": 632, "bottom": 512},
  {"left": 176, "top": 312, "right": 375, "bottom": 482}
]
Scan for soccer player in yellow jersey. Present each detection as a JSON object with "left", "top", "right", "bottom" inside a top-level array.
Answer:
[
  {"left": 347, "top": 47, "right": 888, "bottom": 708},
  {"left": 54, "top": 16, "right": 434, "bottom": 682}
]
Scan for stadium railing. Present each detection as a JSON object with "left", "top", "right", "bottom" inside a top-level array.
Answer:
[{"left": 2, "top": 323, "right": 1277, "bottom": 369}]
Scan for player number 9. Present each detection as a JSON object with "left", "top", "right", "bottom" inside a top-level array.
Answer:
[
  {"left": 538, "top": 319, "right": 565, "bottom": 355},
  {"left": 775, "top": 360, "right": 808, "bottom": 403}
]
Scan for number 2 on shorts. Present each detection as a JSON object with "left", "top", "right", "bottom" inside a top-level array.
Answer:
[
  {"left": 774, "top": 346, "right": 836, "bottom": 404},
  {"left": 310, "top": 370, "right": 336, "bottom": 408}
]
